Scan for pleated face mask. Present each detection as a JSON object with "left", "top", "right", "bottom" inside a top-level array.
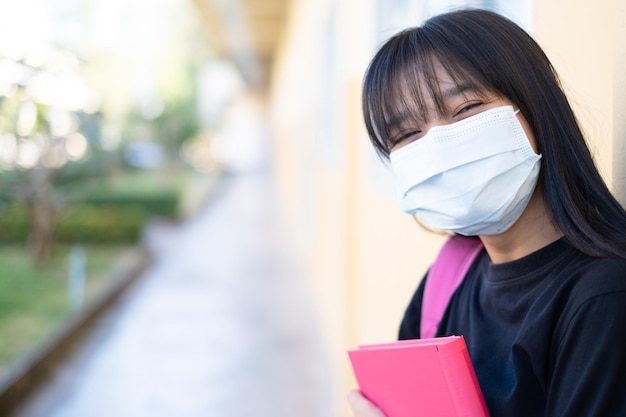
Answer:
[{"left": 389, "top": 105, "right": 541, "bottom": 236}]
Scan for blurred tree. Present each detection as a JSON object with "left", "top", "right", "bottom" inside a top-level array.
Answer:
[{"left": 0, "top": 53, "right": 99, "bottom": 266}]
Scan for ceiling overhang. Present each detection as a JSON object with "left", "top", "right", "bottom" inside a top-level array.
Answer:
[{"left": 191, "top": 0, "right": 290, "bottom": 92}]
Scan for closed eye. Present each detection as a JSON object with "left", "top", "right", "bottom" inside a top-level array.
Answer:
[
  {"left": 453, "top": 102, "right": 482, "bottom": 118},
  {"left": 390, "top": 129, "right": 422, "bottom": 151}
]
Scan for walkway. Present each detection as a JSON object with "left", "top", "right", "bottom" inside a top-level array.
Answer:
[{"left": 10, "top": 167, "right": 336, "bottom": 417}]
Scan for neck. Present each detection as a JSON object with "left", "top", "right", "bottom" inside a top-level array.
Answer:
[{"left": 480, "top": 189, "right": 563, "bottom": 264}]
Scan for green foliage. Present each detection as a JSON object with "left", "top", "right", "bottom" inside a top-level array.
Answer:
[
  {"left": 0, "top": 199, "right": 178, "bottom": 244},
  {"left": 73, "top": 171, "right": 181, "bottom": 217},
  {"left": 0, "top": 169, "right": 185, "bottom": 244},
  {"left": 152, "top": 96, "right": 201, "bottom": 149},
  {"left": 0, "top": 204, "right": 27, "bottom": 242},
  {"left": 81, "top": 193, "right": 179, "bottom": 217},
  {"left": 56, "top": 204, "right": 148, "bottom": 243}
]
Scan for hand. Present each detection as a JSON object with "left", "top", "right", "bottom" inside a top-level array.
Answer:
[{"left": 347, "top": 389, "right": 387, "bottom": 417}]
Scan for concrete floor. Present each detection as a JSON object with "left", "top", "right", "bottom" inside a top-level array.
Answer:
[{"left": 10, "top": 168, "right": 336, "bottom": 417}]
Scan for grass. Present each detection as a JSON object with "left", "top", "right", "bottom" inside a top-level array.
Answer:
[
  {"left": 0, "top": 167, "right": 218, "bottom": 376},
  {"left": 0, "top": 244, "right": 132, "bottom": 376}
]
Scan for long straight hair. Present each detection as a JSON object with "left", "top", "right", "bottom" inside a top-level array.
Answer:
[{"left": 362, "top": 9, "right": 626, "bottom": 259}]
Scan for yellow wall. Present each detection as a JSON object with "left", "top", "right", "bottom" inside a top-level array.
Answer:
[
  {"left": 535, "top": 1, "right": 617, "bottom": 187},
  {"left": 269, "top": 1, "right": 626, "bottom": 415}
]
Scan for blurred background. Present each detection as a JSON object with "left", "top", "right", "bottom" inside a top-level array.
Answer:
[{"left": 0, "top": 0, "right": 624, "bottom": 416}]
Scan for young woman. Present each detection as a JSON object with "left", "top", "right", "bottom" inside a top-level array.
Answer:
[{"left": 348, "top": 8, "right": 626, "bottom": 417}]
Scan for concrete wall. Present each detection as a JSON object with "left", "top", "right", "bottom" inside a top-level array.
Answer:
[{"left": 268, "top": 1, "right": 626, "bottom": 415}]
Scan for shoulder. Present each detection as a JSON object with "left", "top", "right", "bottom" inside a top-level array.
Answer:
[
  {"left": 566, "top": 255, "right": 626, "bottom": 296},
  {"left": 553, "top": 254, "right": 626, "bottom": 334}
]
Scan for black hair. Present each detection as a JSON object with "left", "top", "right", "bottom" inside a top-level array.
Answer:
[{"left": 362, "top": 8, "right": 626, "bottom": 259}]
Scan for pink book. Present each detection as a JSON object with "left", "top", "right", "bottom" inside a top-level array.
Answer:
[{"left": 348, "top": 335, "right": 489, "bottom": 417}]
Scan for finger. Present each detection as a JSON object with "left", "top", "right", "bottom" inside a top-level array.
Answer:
[{"left": 347, "top": 389, "right": 387, "bottom": 417}]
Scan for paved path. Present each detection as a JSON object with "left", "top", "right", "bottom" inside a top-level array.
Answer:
[{"left": 11, "top": 168, "right": 335, "bottom": 417}]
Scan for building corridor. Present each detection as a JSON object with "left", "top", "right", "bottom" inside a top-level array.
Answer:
[{"left": 10, "top": 166, "right": 336, "bottom": 417}]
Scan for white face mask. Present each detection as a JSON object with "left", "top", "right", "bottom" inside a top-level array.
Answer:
[{"left": 389, "top": 105, "right": 541, "bottom": 236}]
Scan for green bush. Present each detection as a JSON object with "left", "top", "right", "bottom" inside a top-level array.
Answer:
[
  {"left": 0, "top": 199, "right": 177, "bottom": 244},
  {"left": 0, "top": 204, "right": 28, "bottom": 242},
  {"left": 0, "top": 169, "right": 187, "bottom": 244},
  {"left": 56, "top": 204, "right": 147, "bottom": 243},
  {"left": 80, "top": 192, "right": 179, "bottom": 218}
]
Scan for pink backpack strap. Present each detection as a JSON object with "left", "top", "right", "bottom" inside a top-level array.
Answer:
[{"left": 420, "top": 235, "right": 484, "bottom": 339}]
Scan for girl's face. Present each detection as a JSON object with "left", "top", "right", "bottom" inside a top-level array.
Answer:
[{"left": 387, "top": 63, "right": 538, "bottom": 154}]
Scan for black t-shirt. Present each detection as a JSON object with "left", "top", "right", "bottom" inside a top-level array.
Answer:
[{"left": 399, "top": 238, "right": 626, "bottom": 417}]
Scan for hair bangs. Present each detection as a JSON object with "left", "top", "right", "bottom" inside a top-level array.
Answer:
[{"left": 363, "top": 28, "right": 494, "bottom": 157}]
